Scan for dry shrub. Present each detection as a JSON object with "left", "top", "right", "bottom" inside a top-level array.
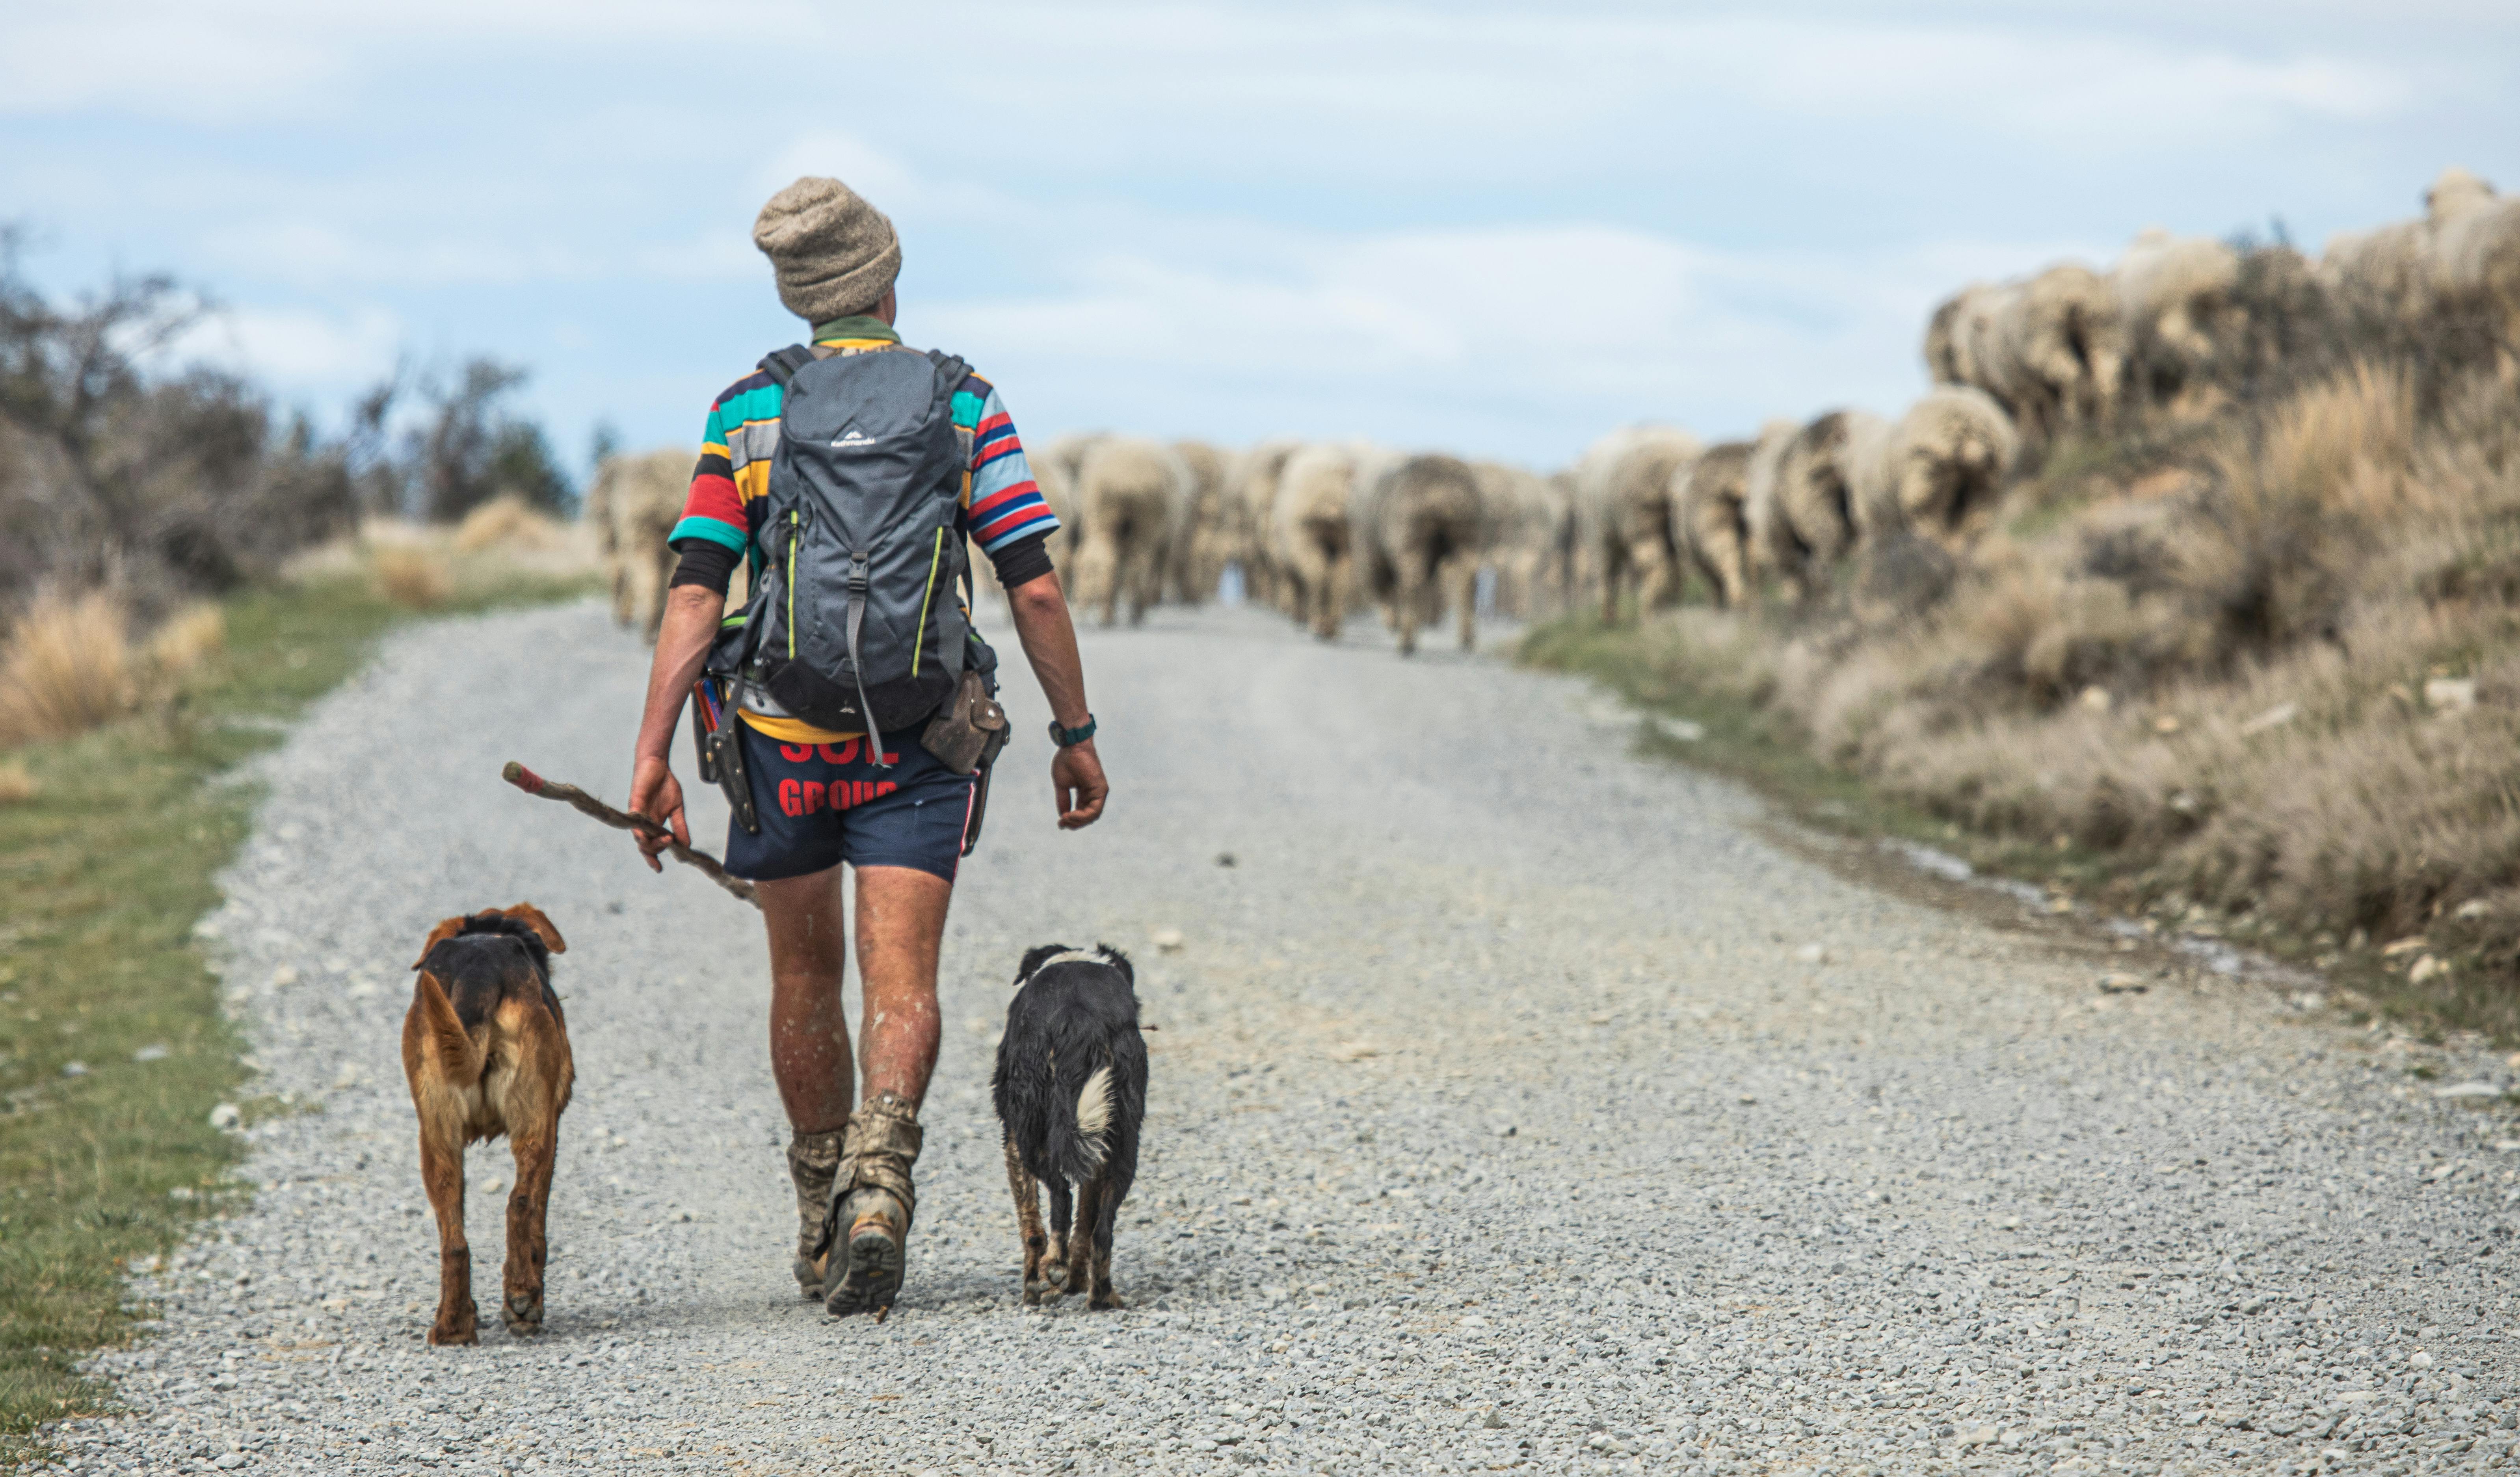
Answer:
[
  {"left": 371, "top": 546, "right": 452, "bottom": 609},
  {"left": 454, "top": 494, "right": 561, "bottom": 553},
  {"left": 0, "top": 589, "right": 138, "bottom": 747},
  {"left": 0, "top": 758, "right": 36, "bottom": 803}
]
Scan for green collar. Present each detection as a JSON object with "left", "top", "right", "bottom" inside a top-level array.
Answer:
[{"left": 810, "top": 314, "right": 900, "bottom": 344}]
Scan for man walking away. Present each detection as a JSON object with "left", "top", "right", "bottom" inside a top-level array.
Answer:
[{"left": 626, "top": 176, "right": 1109, "bottom": 1316}]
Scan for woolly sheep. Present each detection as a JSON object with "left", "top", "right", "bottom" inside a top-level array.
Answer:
[
  {"left": 2426, "top": 167, "right": 2520, "bottom": 367},
  {"left": 1573, "top": 424, "right": 1703, "bottom": 622},
  {"left": 1269, "top": 442, "right": 1380, "bottom": 640},
  {"left": 1353, "top": 452, "right": 1488, "bottom": 656},
  {"left": 1471, "top": 461, "right": 1573, "bottom": 621},
  {"left": 1923, "top": 288, "right": 1983, "bottom": 387},
  {"left": 1224, "top": 439, "right": 1300, "bottom": 610},
  {"left": 1673, "top": 437, "right": 1766, "bottom": 611},
  {"left": 1165, "top": 439, "right": 1231, "bottom": 606},
  {"left": 584, "top": 447, "right": 694, "bottom": 640},
  {"left": 2115, "top": 228, "right": 2243, "bottom": 418},
  {"left": 1030, "top": 433, "right": 1098, "bottom": 580},
  {"left": 1748, "top": 411, "right": 1881, "bottom": 603},
  {"left": 2321, "top": 217, "right": 2433, "bottom": 322},
  {"left": 1851, "top": 386, "right": 2018, "bottom": 551},
  {"left": 1070, "top": 436, "right": 1186, "bottom": 627},
  {"left": 1974, "top": 263, "right": 2124, "bottom": 447}
]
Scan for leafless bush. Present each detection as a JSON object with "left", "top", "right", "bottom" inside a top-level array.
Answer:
[
  {"left": 409, "top": 359, "right": 573, "bottom": 524},
  {"left": 0, "top": 234, "right": 359, "bottom": 612}
]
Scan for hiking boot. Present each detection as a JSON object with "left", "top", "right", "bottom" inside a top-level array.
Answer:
[
  {"left": 823, "top": 1185, "right": 909, "bottom": 1317},
  {"left": 786, "top": 1127, "right": 844, "bottom": 1299},
  {"left": 821, "top": 1092, "right": 921, "bottom": 1318}
]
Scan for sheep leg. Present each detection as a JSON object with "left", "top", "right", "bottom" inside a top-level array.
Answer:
[
  {"left": 1633, "top": 534, "right": 1678, "bottom": 613},
  {"left": 1392, "top": 552, "right": 1424, "bottom": 657},
  {"left": 1446, "top": 554, "right": 1478, "bottom": 652}
]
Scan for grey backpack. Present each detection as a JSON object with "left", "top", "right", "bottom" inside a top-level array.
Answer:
[{"left": 731, "top": 344, "right": 978, "bottom": 765}]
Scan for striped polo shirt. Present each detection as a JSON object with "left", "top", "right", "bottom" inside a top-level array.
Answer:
[{"left": 670, "top": 315, "right": 1058, "bottom": 743}]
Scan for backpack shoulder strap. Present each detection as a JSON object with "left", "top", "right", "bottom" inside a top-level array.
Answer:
[
  {"left": 925, "top": 348, "right": 973, "bottom": 397},
  {"left": 757, "top": 344, "right": 816, "bottom": 388}
]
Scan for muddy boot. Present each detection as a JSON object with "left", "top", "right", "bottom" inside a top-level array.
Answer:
[
  {"left": 820, "top": 1092, "right": 921, "bottom": 1318},
  {"left": 786, "top": 1127, "right": 844, "bottom": 1299}
]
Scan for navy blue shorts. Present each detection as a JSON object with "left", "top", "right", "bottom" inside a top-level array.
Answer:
[{"left": 722, "top": 723, "right": 976, "bottom": 884}]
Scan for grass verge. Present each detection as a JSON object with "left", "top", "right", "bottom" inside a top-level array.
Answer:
[
  {"left": 0, "top": 565, "right": 593, "bottom": 1467},
  {"left": 1519, "top": 612, "right": 2515, "bottom": 1044}
]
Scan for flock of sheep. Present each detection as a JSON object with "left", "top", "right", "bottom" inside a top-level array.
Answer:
[{"left": 591, "top": 165, "right": 2519, "bottom": 647}]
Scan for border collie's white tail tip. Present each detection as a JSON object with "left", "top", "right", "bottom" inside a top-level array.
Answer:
[{"left": 1075, "top": 1065, "right": 1115, "bottom": 1159}]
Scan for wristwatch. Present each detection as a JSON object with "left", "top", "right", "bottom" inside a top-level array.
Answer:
[{"left": 1049, "top": 715, "right": 1097, "bottom": 747}]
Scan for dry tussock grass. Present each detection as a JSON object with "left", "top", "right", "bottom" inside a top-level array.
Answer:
[
  {"left": 371, "top": 545, "right": 452, "bottom": 609},
  {"left": 1628, "top": 356, "right": 2520, "bottom": 1018},
  {"left": 0, "top": 590, "right": 138, "bottom": 748},
  {"left": 454, "top": 495, "right": 563, "bottom": 553},
  {"left": 144, "top": 603, "right": 227, "bottom": 682}
]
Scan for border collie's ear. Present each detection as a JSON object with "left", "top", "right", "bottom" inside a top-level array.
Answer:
[
  {"left": 1094, "top": 944, "right": 1134, "bottom": 985},
  {"left": 1015, "top": 944, "right": 1070, "bottom": 985},
  {"left": 412, "top": 915, "right": 469, "bottom": 970},
  {"left": 494, "top": 902, "right": 567, "bottom": 955}
]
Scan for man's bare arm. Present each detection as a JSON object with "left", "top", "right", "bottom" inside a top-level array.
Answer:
[
  {"left": 627, "top": 583, "right": 726, "bottom": 870},
  {"left": 1003, "top": 570, "right": 1107, "bottom": 829}
]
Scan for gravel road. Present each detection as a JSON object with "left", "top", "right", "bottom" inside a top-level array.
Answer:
[{"left": 39, "top": 599, "right": 2520, "bottom": 1476}]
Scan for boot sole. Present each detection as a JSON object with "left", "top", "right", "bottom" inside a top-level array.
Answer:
[{"left": 823, "top": 1224, "right": 904, "bottom": 1317}]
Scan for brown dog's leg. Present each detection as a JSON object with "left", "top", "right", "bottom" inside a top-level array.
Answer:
[
  {"left": 1004, "top": 1136, "right": 1053, "bottom": 1305},
  {"left": 502, "top": 1123, "right": 555, "bottom": 1334},
  {"left": 418, "top": 1130, "right": 476, "bottom": 1345},
  {"left": 1065, "top": 1178, "right": 1101, "bottom": 1299},
  {"left": 1087, "top": 1174, "right": 1124, "bottom": 1311}
]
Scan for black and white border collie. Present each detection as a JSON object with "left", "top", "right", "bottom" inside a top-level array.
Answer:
[{"left": 991, "top": 944, "right": 1148, "bottom": 1310}]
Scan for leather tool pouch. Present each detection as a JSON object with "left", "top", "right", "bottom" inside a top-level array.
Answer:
[{"left": 919, "top": 667, "right": 1010, "bottom": 777}]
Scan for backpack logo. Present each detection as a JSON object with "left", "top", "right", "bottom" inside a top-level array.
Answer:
[{"left": 830, "top": 427, "right": 876, "bottom": 450}]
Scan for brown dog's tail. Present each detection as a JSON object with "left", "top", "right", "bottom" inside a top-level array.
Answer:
[{"left": 413, "top": 972, "right": 487, "bottom": 1086}]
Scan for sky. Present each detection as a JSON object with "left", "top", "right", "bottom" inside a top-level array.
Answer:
[{"left": 3, "top": 0, "right": 2515, "bottom": 475}]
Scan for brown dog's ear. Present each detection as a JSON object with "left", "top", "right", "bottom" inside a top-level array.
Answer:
[
  {"left": 496, "top": 903, "right": 567, "bottom": 955},
  {"left": 412, "top": 915, "right": 470, "bottom": 970}
]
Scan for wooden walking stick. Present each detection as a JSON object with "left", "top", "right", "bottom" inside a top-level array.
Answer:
[{"left": 501, "top": 761, "right": 760, "bottom": 909}]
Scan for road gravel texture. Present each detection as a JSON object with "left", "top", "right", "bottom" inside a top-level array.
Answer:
[{"left": 36, "top": 601, "right": 2520, "bottom": 1476}]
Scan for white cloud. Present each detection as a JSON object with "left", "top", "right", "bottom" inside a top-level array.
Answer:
[
  {"left": 920, "top": 217, "right": 2116, "bottom": 458},
  {"left": 169, "top": 303, "right": 404, "bottom": 391}
]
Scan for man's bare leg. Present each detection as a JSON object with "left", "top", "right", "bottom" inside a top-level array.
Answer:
[
  {"left": 824, "top": 864, "right": 950, "bottom": 1316},
  {"left": 761, "top": 868, "right": 852, "bottom": 1295},
  {"left": 853, "top": 866, "right": 949, "bottom": 1104},
  {"left": 762, "top": 868, "right": 855, "bottom": 1131}
]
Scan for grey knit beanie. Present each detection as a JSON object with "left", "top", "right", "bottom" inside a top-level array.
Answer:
[{"left": 752, "top": 176, "right": 902, "bottom": 323}]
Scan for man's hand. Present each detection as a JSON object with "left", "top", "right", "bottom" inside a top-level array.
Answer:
[
  {"left": 627, "top": 755, "right": 691, "bottom": 871},
  {"left": 629, "top": 582, "right": 723, "bottom": 873},
  {"left": 1052, "top": 739, "right": 1108, "bottom": 829}
]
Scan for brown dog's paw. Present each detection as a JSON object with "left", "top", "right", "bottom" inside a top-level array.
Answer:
[
  {"left": 500, "top": 1291, "right": 544, "bottom": 1334},
  {"left": 1089, "top": 1288, "right": 1126, "bottom": 1312},
  {"left": 1024, "top": 1278, "right": 1063, "bottom": 1305}
]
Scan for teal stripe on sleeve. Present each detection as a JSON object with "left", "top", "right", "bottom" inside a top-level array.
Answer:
[{"left": 668, "top": 515, "right": 748, "bottom": 554}]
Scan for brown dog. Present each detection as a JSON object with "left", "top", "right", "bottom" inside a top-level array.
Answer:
[{"left": 401, "top": 904, "right": 574, "bottom": 1345}]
